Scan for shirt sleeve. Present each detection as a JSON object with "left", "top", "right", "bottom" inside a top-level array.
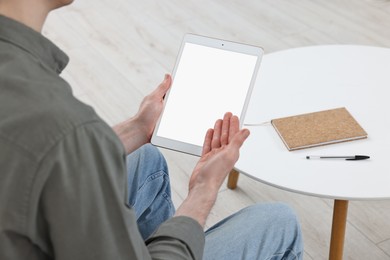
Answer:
[
  {"left": 35, "top": 121, "right": 205, "bottom": 259},
  {"left": 146, "top": 216, "right": 205, "bottom": 260}
]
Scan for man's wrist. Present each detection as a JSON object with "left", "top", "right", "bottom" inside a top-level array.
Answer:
[
  {"left": 112, "top": 116, "right": 149, "bottom": 154},
  {"left": 174, "top": 186, "right": 217, "bottom": 227}
]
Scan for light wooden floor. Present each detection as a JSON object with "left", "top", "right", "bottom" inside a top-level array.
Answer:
[{"left": 44, "top": 1, "right": 390, "bottom": 259}]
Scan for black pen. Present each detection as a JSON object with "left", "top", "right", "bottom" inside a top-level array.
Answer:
[{"left": 306, "top": 155, "right": 370, "bottom": 161}]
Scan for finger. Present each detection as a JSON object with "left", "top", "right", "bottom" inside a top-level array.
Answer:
[
  {"left": 211, "top": 119, "right": 223, "bottom": 149},
  {"left": 202, "top": 128, "right": 214, "bottom": 155},
  {"left": 228, "top": 115, "right": 240, "bottom": 143},
  {"left": 221, "top": 112, "right": 232, "bottom": 146}
]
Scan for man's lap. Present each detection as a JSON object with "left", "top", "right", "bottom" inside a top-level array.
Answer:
[{"left": 126, "top": 144, "right": 303, "bottom": 259}]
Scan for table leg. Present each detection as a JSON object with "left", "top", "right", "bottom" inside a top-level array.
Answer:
[
  {"left": 227, "top": 169, "right": 239, "bottom": 189},
  {"left": 329, "top": 200, "right": 349, "bottom": 260}
]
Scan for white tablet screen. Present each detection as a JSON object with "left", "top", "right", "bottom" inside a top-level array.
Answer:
[{"left": 156, "top": 42, "right": 258, "bottom": 147}]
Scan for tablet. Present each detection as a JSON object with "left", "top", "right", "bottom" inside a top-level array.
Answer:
[{"left": 151, "top": 34, "right": 264, "bottom": 156}]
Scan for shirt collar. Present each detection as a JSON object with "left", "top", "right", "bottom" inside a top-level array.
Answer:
[{"left": 0, "top": 14, "right": 69, "bottom": 74}]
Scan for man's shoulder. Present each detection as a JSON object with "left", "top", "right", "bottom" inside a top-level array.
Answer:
[
  {"left": 0, "top": 36, "right": 113, "bottom": 161},
  {"left": 0, "top": 83, "right": 106, "bottom": 162}
]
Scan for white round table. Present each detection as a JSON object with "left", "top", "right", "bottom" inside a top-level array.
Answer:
[{"left": 228, "top": 45, "right": 390, "bottom": 260}]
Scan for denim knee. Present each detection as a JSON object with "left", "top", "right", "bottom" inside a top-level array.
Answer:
[
  {"left": 242, "top": 203, "right": 301, "bottom": 236},
  {"left": 139, "top": 144, "right": 167, "bottom": 170},
  {"left": 127, "top": 144, "right": 168, "bottom": 178},
  {"left": 206, "top": 202, "right": 301, "bottom": 236},
  {"left": 140, "top": 143, "right": 162, "bottom": 157},
  {"left": 204, "top": 203, "right": 303, "bottom": 260},
  {"left": 245, "top": 203, "right": 299, "bottom": 226}
]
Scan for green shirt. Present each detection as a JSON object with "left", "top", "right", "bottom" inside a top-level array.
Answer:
[{"left": 0, "top": 14, "right": 204, "bottom": 259}]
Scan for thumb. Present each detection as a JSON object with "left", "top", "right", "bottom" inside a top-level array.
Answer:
[{"left": 155, "top": 74, "right": 172, "bottom": 99}]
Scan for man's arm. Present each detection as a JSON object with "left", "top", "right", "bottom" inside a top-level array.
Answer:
[
  {"left": 113, "top": 74, "right": 171, "bottom": 154},
  {"left": 116, "top": 76, "right": 249, "bottom": 227},
  {"left": 39, "top": 121, "right": 204, "bottom": 259},
  {"left": 175, "top": 113, "right": 250, "bottom": 227},
  {"left": 145, "top": 113, "right": 249, "bottom": 259}
]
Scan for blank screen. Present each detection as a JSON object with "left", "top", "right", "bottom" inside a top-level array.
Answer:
[{"left": 156, "top": 43, "right": 258, "bottom": 146}]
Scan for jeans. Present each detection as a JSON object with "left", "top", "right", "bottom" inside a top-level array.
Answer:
[{"left": 127, "top": 144, "right": 303, "bottom": 259}]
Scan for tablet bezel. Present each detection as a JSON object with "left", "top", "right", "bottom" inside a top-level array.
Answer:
[{"left": 151, "top": 34, "right": 264, "bottom": 156}]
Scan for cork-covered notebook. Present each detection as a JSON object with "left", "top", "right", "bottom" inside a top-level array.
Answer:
[{"left": 271, "top": 107, "right": 368, "bottom": 151}]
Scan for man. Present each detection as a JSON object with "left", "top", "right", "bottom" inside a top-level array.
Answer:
[{"left": 0, "top": 0, "right": 303, "bottom": 259}]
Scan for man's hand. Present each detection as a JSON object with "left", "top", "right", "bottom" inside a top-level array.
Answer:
[
  {"left": 134, "top": 74, "right": 172, "bottom": 141},
  {"left": 113, "top": 74, "right": 172, "bottom": 154},
  {"left": 190, "top": 112, "right": 249, "bottom": 193},
  {"left": 175, "top": 112, "right": 250, "bottom": 227}
]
